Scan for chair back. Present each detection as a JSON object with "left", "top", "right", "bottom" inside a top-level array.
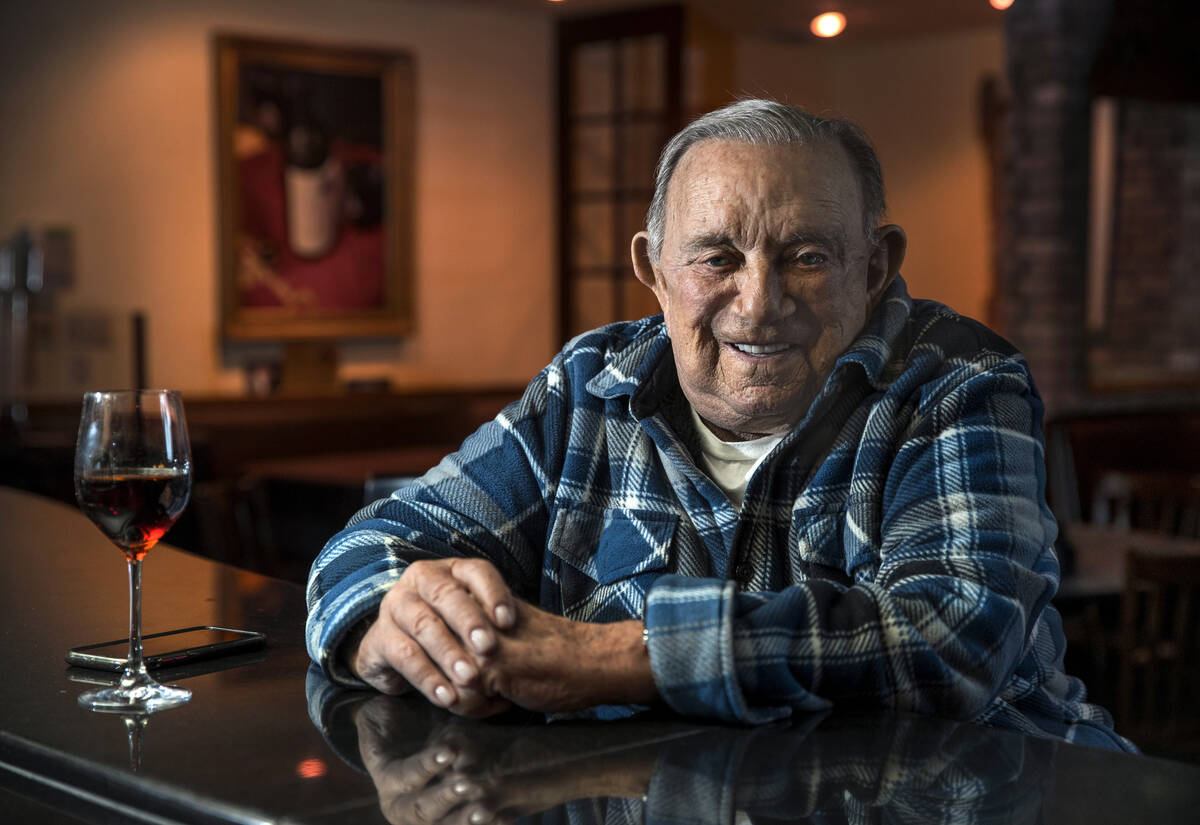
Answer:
[
  {"left": 364, "top": 475, "right": 420, "bottom": 505},
  {"left": 1117, "top": 543, "right": 1200, "bottom": 754},
  {"left": 1092, "top": 471, "right": 1200, "bottom": 537}
]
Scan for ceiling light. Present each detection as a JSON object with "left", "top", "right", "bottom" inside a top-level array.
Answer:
[
  {"left": 990, "top": 0, "right": 1014, "bottom": 9},
  {"left": 810, "top": 12, "right": 847, "bottom": 38}
]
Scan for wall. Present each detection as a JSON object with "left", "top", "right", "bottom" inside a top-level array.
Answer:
[
  {"left": 734, "top": 26, "right": 1004, "bottom": 325},
  {"left": 0, "top": 3, "right": 1008, "bottom": 397},
  {"left": 0, "top": 0, "right": 553, "bottom": 396},
  {"left": 997, "top": 0, "right": 1200, "bottom": 415}
]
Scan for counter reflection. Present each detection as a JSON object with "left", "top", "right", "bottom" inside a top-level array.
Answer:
[{"left": 307, "top": 669, "right": 1054, "bottom": 825}]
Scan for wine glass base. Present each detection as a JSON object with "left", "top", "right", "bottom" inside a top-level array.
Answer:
[{"left": 78, "top": 683, "right": 191, "bottom": 714}]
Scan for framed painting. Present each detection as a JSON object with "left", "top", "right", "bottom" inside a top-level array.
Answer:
[{"left": 215, "top": 35, "right": 414, "bottom": 340}]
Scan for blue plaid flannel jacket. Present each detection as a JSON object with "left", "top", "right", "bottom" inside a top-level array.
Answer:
[{"left": 306, "top": 277, "right": 1133, "bottom": 751}]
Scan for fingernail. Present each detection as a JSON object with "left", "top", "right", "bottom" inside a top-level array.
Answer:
[
  {"left": 434, "top": 748, "right": 453, "bottom": 765},
  {"left": 434, "top": 685, "right": 453, "bottom": 705},
  {"left": 494, "top": 604, "right": 514, "bottom": 628},
  {"left": 470, "top": 628, "right": 493, "bottom": 652},
  {"left": 470, "top": 810, "right": 493, "bottom": 824},
  {"left": 453, "top": 780, "right": 472, "bottom": 795},
  {"left": 453, "top": 660, "right": 476, "bottom": 681}
]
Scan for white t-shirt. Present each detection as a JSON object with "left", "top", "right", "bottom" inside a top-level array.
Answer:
[{"left": 689, "top": 405, "right": 783, "bottom": 509}]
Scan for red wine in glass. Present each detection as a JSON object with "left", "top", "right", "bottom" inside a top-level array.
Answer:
[
  {"left": 74, "top": 390, "right": 193, "bottom": 713},
  {"left": 76, "top": 468, "right": 190, "bottom": 561}
]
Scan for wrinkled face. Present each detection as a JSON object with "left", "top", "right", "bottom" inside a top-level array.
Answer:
[{"left": 633, "top": 139, "right": 903, "bottom": 440}]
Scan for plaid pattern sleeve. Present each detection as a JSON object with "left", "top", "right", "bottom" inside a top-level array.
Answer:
[
  {"left": 306, "top": 277, "right": 1133, "bottom": 751},
  {"left": 305, "top": 313, "right": 676, "bottom": 686},
  {"left": 304, "top": 349, "right": 571, "bottom": 685}
]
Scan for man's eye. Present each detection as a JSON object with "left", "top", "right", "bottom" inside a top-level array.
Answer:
[
  {"left": 703, "top": 255, "right": 732, "bottom": 268},
  {"left": 796, "top": 251, "right": 828, "bottom": 266}
]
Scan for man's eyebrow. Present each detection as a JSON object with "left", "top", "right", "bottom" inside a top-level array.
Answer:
[
  {"left": 679, "top": 229, "right": 849, "bottom": 257},
  {"left": 783, "top": 230, "right": 846, "bottom": 258},
  {"left": 680, "top": 233, "right": 733, "bottom": 256}
]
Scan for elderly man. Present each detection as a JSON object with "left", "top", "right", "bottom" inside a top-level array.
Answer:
[{"left": 307, "top": 100, "right": 1130, "bottom": 750}]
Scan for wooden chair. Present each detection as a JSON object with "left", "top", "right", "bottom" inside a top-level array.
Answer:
[
  {"left": 1092, "top": 471, "right": 1200, "bottom": 538},
  {"left": 363, "top": 474, "right": 420, "bottom": 505},
  {"left": 1117, "top": 543, "right": 1200, "bottom": 757}
]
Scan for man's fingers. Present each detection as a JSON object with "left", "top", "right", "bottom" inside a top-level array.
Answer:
[
  {"left": 448, "top": 558, "right": 517, "bottom": 630},
  {"left": 373, "top": 747, "right": 457, "bottom": 797},
  {"left": 359, "top": 619, "right": 459, "bottom": 707},
  {"left": 357, "top": 708, "right": 456, "bottom": 797},
  {"left": 448, "top": 686, "right": 513, "bottom": 720},
  {"left": 351, "top": 558, "right": 524, "bottom": 715},
  {"left": 354, "top": 645, "right": 411, "bottom": 696},
  {"left": 382, "top": 773, "right": 484, "bottom": 825},
  {"left": 410, "top": 561, "right": 505, "bottom": 655},
  {"left": 361, "top": 616, "right": 508, "bottom": 716},
  {"left": 389, "top": 588, "right": 482, "bottom": 688}
]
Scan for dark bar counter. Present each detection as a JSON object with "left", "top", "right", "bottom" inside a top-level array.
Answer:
[{"left": 2, "top": 486, "right": 1200, "bottom": 824}]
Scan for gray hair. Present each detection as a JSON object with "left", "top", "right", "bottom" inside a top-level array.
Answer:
[{"left": 644, "top": 99, "right": 886, "bottom": 260}]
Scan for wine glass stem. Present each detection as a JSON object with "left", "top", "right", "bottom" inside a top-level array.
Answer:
[
  {"left": 125, "top": 716, "right": 146, "bottom": 772},
  {"left": 123, "top": 557, "right": 150, "bottom": 683}
]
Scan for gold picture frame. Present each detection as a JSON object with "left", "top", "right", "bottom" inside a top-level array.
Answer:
[{"left": 215, "top": 34, "right": 414, "bottom": 340}]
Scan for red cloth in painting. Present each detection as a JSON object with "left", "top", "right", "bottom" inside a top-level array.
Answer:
[{"left": 237, "top": 141, "right": 384, "bottom": 311}]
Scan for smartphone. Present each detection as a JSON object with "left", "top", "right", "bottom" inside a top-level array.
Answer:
[
  {"left": 66, "top": 649, "right": 268, "bottom": 687},
  {"left": 66, "top": 626, "right": 266, "bottom": 672}
]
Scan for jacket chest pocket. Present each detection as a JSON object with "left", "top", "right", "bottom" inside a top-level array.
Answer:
[
  {"left": 788, "top": 506, "right": 851, "bottom": 584},
  {"left": 546, "top": 504, "right": 676, "bottom": 622},
  {"left": 788, "top": 502, "right": 879, "bottom": 585}
]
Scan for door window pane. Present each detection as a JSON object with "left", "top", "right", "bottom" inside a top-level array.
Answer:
[
  {"left": 621, "top": 36, "right": 665, "bottom": 113},
  {"left": 620, "top": 120, "right": 663, "bottom": 190},
  {"left": 571, "top": 203, "right": 615, "bottom": 269},
  {"left": 572, "top": 123, "right": 615, "bottom": 194},
  {"left": 572, "top": 42, "right": 615, "bottom": 117},
  {"left": 570, "top": 275, "right": 617, "bottom": 336}
]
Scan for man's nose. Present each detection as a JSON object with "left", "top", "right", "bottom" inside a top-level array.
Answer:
[{"left": 733, "top": 257, "right": 796, "bottom": 322}]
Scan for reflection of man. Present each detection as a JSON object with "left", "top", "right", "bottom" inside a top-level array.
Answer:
[
  {"left": 352, "top": 695, "right": 666, "bottom": 824},
  {"left": 307, "top": 99, "right": 1131, "bottom": 750},
  {"left": 308, "top": 671, "right": 1054, "bottom": 825}
]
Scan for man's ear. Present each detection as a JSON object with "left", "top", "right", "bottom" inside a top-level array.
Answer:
[
  {"left": 631, "top": 231, "right": 666, "bottom": 310},
  {"left": 867, "top": 224, "right": 906, "bottom": 302}
]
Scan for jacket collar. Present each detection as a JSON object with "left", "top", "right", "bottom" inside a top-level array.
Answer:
[
  {"left": 830, "top": 275, "right": 913, "bottom": 389},
  {"left": 585, "top": 318, "right": 673, "bottom": 414}
]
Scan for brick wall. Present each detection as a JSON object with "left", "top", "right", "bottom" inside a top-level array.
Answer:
[
  {"left": 994, "top": 0, "right": 1112, "bottom": 413},
  {"left": 995, "top": 0, "right": 1200, "bottom": 413}
]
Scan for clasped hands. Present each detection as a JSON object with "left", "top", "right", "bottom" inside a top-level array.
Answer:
[{"left": 350, "top": 557, "right": 656, "bottom": 717}]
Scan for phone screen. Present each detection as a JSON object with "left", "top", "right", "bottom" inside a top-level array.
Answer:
[{"left": 78, "top": 628, "right": 257, "bottom": 660}]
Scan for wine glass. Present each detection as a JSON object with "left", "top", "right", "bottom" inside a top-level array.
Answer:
[{"left": 73, "top": 389, "right": 193, "bottom": 713}]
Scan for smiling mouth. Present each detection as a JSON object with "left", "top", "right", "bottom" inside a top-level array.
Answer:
[{"left": 728, "top": 342, "right": 792, "bottom": 356}]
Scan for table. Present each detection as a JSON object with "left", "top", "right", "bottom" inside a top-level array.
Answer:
[{"left": 3, "top": 487, "right": 1200, "bottom": 824}]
